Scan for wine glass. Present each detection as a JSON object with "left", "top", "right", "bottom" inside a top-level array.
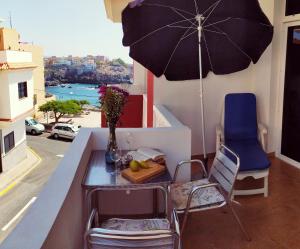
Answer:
[
  {"left": 125, "top": 132, "right": 134, "bottom": 151},
  {"left": 110, "top": 147, "right": 122, "bottom": 176}
]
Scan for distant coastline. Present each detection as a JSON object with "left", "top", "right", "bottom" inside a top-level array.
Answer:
[
  {"left": 44, "top": 56, "right": 133, "bottom": 87},
  {"left": 45, "top": 79, "right": 132, "bottom": 87}
]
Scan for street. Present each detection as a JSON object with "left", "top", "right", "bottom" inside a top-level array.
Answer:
[{"left": 0, "top": 134, "right": 70, "bottom": 244}]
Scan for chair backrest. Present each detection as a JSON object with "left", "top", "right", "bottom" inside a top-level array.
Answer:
[
  {"left": 224, "top": 93, "right": 258, "bottom": 142},
  {"left": 209, "top": 145, "right": 240, "bottom": 198},
  {"left": 85, "top": 186, "right": 177, "bottom": 249}
]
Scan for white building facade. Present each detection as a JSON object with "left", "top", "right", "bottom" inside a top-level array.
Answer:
[{"left": 0, "top": 50, "right": 35, "bottom": 173}]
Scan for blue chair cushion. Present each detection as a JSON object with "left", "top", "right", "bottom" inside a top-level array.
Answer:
[
  {"left": 225, "top": 93, "right": 258, "bottom": 141},
  {"left": 225, "top": 139, "right": 270, "bottom": 171}
]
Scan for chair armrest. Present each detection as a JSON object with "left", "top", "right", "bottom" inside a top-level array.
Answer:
[
  {"left": 258, "top": 123, "right": 267, "bottom": 134},
  {"left": 216, "top": 124, "right": 224, "bottom": 151},
  {"left": 86, "top": 208, "right": 99, "bottom": 232},
  {"left": 173, "top": 160, "right": 207, "bottom": 182},
  {"left": 258, "top": 123, "right": 267, "bottom": 151},
  {"left": 185, "top": 183, "right": 220, "bottom": 210},
  {"left": 216, "top": 124, "right": 223, "bottom": 137}
]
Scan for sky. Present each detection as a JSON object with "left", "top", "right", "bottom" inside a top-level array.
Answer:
[{"left": 0, "top": 0, "right": 131, "bottom": 63}]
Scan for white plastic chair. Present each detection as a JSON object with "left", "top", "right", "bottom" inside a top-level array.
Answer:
[
  {"left": 216, "top": 93, "right": 270, "bottom": 198},
  {"left": 170, "top": 144, "right": 251, "bottom": 241}
]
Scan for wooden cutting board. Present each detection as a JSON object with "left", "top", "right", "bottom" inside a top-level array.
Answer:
[{"left": 121, "top": 161, "right": 166, "bottom": 184}]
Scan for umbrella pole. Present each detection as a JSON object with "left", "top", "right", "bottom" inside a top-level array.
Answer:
[{"left": 197, "top": 15, "right": 208, "bottom": 167}]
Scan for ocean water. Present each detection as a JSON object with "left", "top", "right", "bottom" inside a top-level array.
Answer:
[{"left": 46, "top": 83, "right": 100, "bottom": 106}]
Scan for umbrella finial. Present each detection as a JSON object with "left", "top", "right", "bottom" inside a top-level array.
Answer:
[{"left": 195, "top": 14, "right": 205, "bottom": 23}]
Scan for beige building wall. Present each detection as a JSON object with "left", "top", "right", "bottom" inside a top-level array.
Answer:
[
  {"left": 0, "top": 28, "right": 20, "bottom": 51},
  {"left": 0, "top": 28, "right": 49, "bottom": 118},
  {"left": 20, "top": 44, "right": 48, "bottom": 117}
]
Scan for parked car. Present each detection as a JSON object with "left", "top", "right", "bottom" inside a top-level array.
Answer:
[
  {"left": 51, "top": 123, "right": 80, "bottom": 140},
  {"left": 25, "top": 117, "right": 45, "bottom": 135}
]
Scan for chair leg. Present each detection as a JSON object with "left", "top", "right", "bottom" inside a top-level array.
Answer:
[
  {"left": 264, "top": 176, "right": 268, "bottom": 197},
  {"left": 177, "top": 235, "right": 183, "bottom": 249},
  {"left": 181, "top": 210, "right": 190, "bottom": 236},
  {"left": 228, "top": 203, "right": 251, "bottom": 241}
]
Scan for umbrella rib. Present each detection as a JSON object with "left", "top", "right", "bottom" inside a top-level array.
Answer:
[
  {"left": 202, "top": 0, "right": 222, "bottom": 26},
  {"left": 128, "top": 18, "right": 196, "bottom": 47},
  {"left": 163, "top": 23, "right": 198, "bottom": 74},
  {"left": 230, "top": 17, "right": 273, "bottom": 27},
  {"left": 213, "top": 25, "right": 252, "bottom": 60},
  {"left": 143, "top": 3, "right": 196, "bottom": 17},
  {"left": 201, "top": 0, "right": 221, "bottom": 16},
  {"left": 169, "top": 25, "right": 198, "bottom": 29},
  {"left": 171, "top": 8, "right": 198, "bottom": 27},
  {"left": 204, "top": 17, "right": 272, "bottom": 28},
  {"left": 192, "top": 0, "right": 200, "bottom": 15},
  {"left": 203, "top": 28, "right": 224, "bottom": 35},
  {"left": 204, "top": 17, "right": 231, "bottom": 28},
  {"left": 202, "top": 31, "right": 214, "bottom": 72}
]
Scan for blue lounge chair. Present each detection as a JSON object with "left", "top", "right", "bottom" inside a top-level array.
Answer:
[{"left": 216, "top": 93, "right": 271, "bottom": 198}]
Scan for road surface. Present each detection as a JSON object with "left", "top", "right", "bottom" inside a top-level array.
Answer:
[{"left": 0, "top": 134, "right": 70, "bottom": 244}]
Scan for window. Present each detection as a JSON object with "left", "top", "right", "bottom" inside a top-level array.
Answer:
[
  {"left": 286, "top": 0, "right": 300, "bottom": 16},
  {"left": 4, "top": 132, "right": 15, "bottom": 154},
  {"left": 63, "top": 127, "right": 72, "bottom": 132},
  {"left": 18, "top": 82, "right": 28, "bottom": 99}
]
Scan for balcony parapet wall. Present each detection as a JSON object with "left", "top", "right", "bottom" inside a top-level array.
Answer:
[{"left": 1, "top": 121, "right": 191, "bottom": 249}]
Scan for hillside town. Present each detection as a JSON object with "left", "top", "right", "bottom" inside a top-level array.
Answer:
[{"left": 44, "top": 55, "right": 133, "bottom": 85}]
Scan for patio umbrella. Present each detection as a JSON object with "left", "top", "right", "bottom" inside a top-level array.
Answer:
[{"left": 121, "top": 0, "right": 273, "bottom": 160}]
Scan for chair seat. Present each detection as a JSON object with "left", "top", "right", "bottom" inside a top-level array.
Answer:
[
  {"left": 101, "top": 218, "right": 170, "bottom": 231},
  {"left": 170, "top": 179, "right": 225, "bottom": 211},
  {"left": 225, "top": 139, "right": 270, "bottom": 172}
]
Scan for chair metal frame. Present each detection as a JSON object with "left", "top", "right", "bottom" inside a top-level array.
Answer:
[
  {"left": 85, "top": 185, "right": 181, "bottom": 249},
  {"left": 171, "top": 144, "right": 251, "bottom": 241}
]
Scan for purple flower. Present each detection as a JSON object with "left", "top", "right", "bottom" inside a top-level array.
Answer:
[{"left": 98, "top": 86, "right": 107, "bottom": 94}]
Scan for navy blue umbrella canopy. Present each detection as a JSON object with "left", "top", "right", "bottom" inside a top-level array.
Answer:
[
  {"left": 122, "top": 0, "right": 273, "bottom": 81},
  {"left": 122, "top": 0, "right": 273, "bottom": 159}
]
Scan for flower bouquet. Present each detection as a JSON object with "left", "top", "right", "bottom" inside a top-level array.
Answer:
[{"left": 99, "top": 85, "right": 129, "bottom": 163}]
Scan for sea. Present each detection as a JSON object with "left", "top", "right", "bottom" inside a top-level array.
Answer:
[{"left": 46, "top": 83, "right": 100, "bottom": 106}]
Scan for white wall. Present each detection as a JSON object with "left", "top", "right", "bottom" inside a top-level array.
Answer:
[
  {"left": 269, "top": 0, "right": 285, "bottom": 154},
  {"left": 1, "top": 118, "right": 27, "bottom": 171},
  {"left": 154, "top": 70, "right": 255, "bottom": 155},
  {"left": 0, "top": 51, "right": 32, "bottom": 63},
  {"left": 0, "top": 69, "right": 34, "bottom": 120},
  {"left": 0, "top": 72, "right": 11, "bottom": 118},
  {"left": 1, "top": 118, "right": 26, "bottom": 149},
  {"left": 154, "top": 104, "right": 186, "bottom": 128},
  {"left": 8, "top": 69, "right": 34, "bottom": 119}
]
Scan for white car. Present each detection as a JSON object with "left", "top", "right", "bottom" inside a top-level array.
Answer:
[
  {"left": 51, "top": 123, "right": 80, "bottom": 140},
  {"left": 25, "top": 117, "right": 45, "bottom": 135}
]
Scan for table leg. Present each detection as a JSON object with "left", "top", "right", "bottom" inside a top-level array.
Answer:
[{"left": 153, "top": 189, "right": 158, "bottom": 217}]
